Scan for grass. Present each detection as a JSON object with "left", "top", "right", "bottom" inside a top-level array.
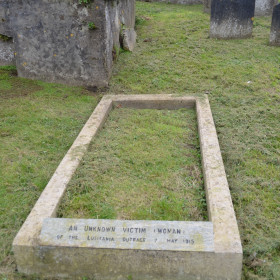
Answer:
[
  {"left": 0, "top": 66, "right": 99, "bottom": 278},
  {"left": 58, "top": 108, "right": 207, "bottom": 221},
  {"left": 0, "top": 1, "right": 280, "bottom": 279}
]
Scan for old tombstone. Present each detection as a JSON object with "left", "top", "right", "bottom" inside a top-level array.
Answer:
[
  {"left": 210, "top": 0, "right": 256, "bottom": 39},
  {"left": 0, "top": 0, "right": 136, "bottom": 87},
  {"left": 203, "top": 0, "right": 211, "bottom": 14},
  {"left": 255, "top": 0, "right": 278, "bottom": 16},
  {"left": 13, "top": 95, "right": 243, "bottom": 280},
  {"left": 270, "top": 4, "right": 280, "bottom": 46}
]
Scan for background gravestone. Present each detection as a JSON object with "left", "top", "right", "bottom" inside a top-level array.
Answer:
[
  {"left": 0, "top": 0, "right": 136, "bottom": 87},
  {"left": 255, "top": 0, "right": 278, "bottom": 16},
  {"left": 210, "top": 0, "right": 256, "bottom": 39},
  {"left": 270, "top": 4, "right": 280, "bottom": 46}
]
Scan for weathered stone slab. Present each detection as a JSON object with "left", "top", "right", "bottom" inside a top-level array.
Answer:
[
  {"left": 210, "top": 0, "right": 255, "bottom": 39},
  {"left": 40, "top": 218, "right": 214, "bottom": 252},
  {"left": 13, "top": 95, "right": 242, "bottom": 280},
  {"left": 270, "top": 4, "right": 280, "bottom": 46},
  {"left": 255, "top": 0, "right": 278, "bottom": 16},
  {"left": 121, "top": 28, "right": 137, "bottom": 51},
  {"left": 0, "top": 0, "right": 135, "bottom": 87}
]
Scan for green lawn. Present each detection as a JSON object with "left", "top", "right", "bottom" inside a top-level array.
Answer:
[
  {"left": 1, "top": 2, "right": 280, "bottom": 279},
  {"left": 58, "top": 108, "right": 207, "bottom": 222},
  {"left": 0, "top": 66, "right": 99, "bottom": 278}
]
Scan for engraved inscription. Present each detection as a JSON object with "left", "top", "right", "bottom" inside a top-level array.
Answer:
[
  {"left": 39, "top": 218, "right": 214, "bottom": 252},
  {"left": 84, "top": 226, "right": 116, "bottom": 232}
]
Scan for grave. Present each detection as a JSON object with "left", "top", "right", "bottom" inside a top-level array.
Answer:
[
  {"left": 255, "top": 0, "right": 278, "bottom": 16},
  {"left": 210, "top": 0, "right": 255, "bottom": 39},
  {"left": 270, "top": 4, "right": 280, "bottom": 46},
  {"left": 13, "top": 95, "right": 243, "bottom": 280},
  {"left": 0, "top": 0, "right": 136, "bottom": 87}
]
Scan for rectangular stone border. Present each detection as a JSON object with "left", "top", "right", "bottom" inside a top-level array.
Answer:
[{"left": 13, "top": 94, "right": 242, "bottom": 280}]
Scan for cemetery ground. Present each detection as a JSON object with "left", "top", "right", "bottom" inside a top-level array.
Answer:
[
  {"left": 58, "top": 108, "right": 207, "bottom": 222},
  {"left": 0, "top": 2, "right": 279, "bottom": 280}
]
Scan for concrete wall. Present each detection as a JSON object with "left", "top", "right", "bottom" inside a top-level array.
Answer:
[{"left": 0, "top": 0, "right": 135, "bottom": 87}]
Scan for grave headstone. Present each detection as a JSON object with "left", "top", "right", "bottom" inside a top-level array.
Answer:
[
  {"left": 255, "top": 0, "right": 278, "bottom": 16},
  {"left": 13, "top": 95, "right": 243, "bottom": 280},
  {"left": 210, "top": 0, "right": 256, "bottom": 39},
  {"left": 0, "top": 0, "right": 136, "bottom": 87},
  {"left": 270, "top": 4, "right": 280, "bottom": 46}
]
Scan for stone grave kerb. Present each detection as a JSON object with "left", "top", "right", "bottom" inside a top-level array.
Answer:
[{"left": 13, "top": 94, "right": 243, "bottom": 280}]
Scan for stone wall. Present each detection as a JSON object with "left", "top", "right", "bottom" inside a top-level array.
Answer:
[
  {"left": 139, "top": 0, "right": 203, "bottom": 5},
  {"left": 0, "top": 0, "right": 136, "bottom": 87}
]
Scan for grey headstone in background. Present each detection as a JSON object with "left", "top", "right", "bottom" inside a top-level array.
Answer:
[
  {"left": 0, "top": 0, "right": 135, "bottom": 87},
  {"left": 270, "top": 4, "right": 280, "bottom": 46},
  {"left": 210, "top": 0, "right": 256, "bottom": 39},
  {"left": 255, "top": 0, "right": 278, "bottom": 16}
]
